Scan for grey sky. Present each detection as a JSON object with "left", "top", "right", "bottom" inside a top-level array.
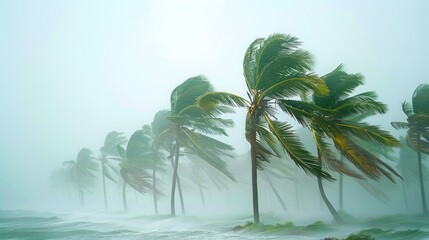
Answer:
[{"left": 1, "top": 0, "right": 428, "bottom": 209}]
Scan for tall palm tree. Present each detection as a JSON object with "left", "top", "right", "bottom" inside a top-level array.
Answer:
[
  {"left": 63, "top": 148, "right": 98, "bottom": 207},
  {"left": 99, "top": 131, "right": 127, "bottom": 209},
  {"left": 117, "top": 129, "right": 154, "bottom": 211},
  {"left": 392, "top": 84, "right": 429, "bottom": 214},
  {"left": 308, "top": 65, "right": 400, "bottom": 223},
  {"left": 156, "top": 75, "right": 235, "bottom": 217},
  {"left": 197, "top": 33, "right": 332, "bottom": 224}
]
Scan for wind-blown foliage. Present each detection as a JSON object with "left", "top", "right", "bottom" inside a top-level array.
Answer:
[
  {"left": 392, "top": 83, "right": 429, "bottom": 214},
  {"left": 163, "top": 75, "right": 235, "bottom": 216},
  {"left": 198, "top": 33, "right": 332, "bottom": 224},
  {"left": 99, "top": 131, "right": 127, "bottom": 209},
  {"left": 63, "top": 148, "right": 98, "bottom": 207},
  {"left": 306, "top": 65, "right": 400, "bottom": 223},
  {"left": 117, "top": 129, "right": 154, "bottom": 211}
]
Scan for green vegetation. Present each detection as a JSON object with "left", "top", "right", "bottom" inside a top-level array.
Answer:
[
  {"left": 49, "top": 33, "right": 429, "bottom": 235},
  {"left": 392, "top": 84, "right": 429, "bottom": 214}
]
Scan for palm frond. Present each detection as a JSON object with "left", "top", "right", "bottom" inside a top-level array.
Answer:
[
  {"left": 197, "top": 92, "right": 250, "bottom": 111},
  {"left": 391, "top": 121, "right": 409, "bottom": 130},
  {"left": 171, "top": 75, "right": 213, "bottom": 115},
  {"left": 338, "top": 121, "right": 400, "bottom": 147},
  {"left": 243, "top": 38, "right": 264, "bottom": 91},
  {"left": 264, "top": 114, "right": 332, "bottom": 180},
  {"left": 179, "top": 128, "right": 235, "bottom": 180},
  {"left": 332, "top": 134, "right": 401, "bottom": 181},
  {"left": 334, "top": 92, "right": 387, "bottom": 118},
  {"left": 313, "top": 132, "right": 363, "bottom": 179},
  {"left": 412, "top": 84, "right": 429, "bottom": 115},
  {"left": 260, "top": 75, "right": 328, "bottom": 100},
  {"left": 402, "top": 101, "right": 414, "bottom": 117}
]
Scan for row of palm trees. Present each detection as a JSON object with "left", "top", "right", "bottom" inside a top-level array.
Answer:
[{"left": 51, "top": 33, "right": 429, "bottom": 224}]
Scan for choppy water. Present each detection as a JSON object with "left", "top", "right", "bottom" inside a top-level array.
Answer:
[{"left": 1, "top": 210, "right": 429, "bottom": 240}]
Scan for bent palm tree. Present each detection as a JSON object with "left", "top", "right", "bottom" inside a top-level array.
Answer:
[
  {"left": 308, "top": 65, "right": 400, "bottom": 223},
  {"left": 117, "top": 129, "right": 154, "bottom": 211},
  {"left": 151, "top": 110, "right": 171, "bottom": 214},
  {"left": 99, "top": 131, "right": 127, "bottom": 209},
  {"left": 392, "top": 84, "right": 429, "bottom": 214},
  {"left": 197, "top": 33, "right": 332, "bottom": 224},
  {"left": 63, "top": 148, "right": 98, "bottom": 207},
  {"left": 156, "top": 75, "right": 235, "bottom": 217}
]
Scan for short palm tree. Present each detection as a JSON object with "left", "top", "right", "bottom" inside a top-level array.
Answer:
[
  {"left": 392, "top": 84, "right": 429, "bottom": 214},
  {"left": 63, "top": 148, "right": 98, "bottom": 207},
  {"left": 99, "top": 131, "right": 127, "bottom": 209},
  {"left": 156, "top": 75, "right": 235, "bottom": 217},
  {"left": 197, "top": 33, "right": 332, "bottom": 224},
  {"left": 117, "top": 129, "right": 154, "bottom": 211},
  {"left": 308, "top": 65, "right": 400, "bottom": 223}
]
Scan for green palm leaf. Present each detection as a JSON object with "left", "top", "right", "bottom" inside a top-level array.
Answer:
[{"left": 264, "top": 114, "right": 332, "bottom": 179}]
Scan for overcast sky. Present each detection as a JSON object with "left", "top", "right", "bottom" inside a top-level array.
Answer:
[{"left": 1, "top": 0, "right": 428, "bottom": 209}]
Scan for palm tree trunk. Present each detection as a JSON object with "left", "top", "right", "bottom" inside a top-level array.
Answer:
[
  {"left": 177, "top": 176, "right": 186, "bottom": 215},
  {"left": 122, "top": 181, "right": 128, "bottom": 211},
  {"left": 265, "top": 174, "right": 287, "bottom": 212},
  {"left": 198, "top": 182, "right": 206, "bottom": 208},
  {"left": 250, "top": 131, "right": 260, "bottom": 224},
  {"left": 417, "top": 135, "right": 428, "bottom": 214},
  {"left": 101, "top": 162, "right": 108, "bottom": 210},
  {"left": 317, "top": 149, "right": 344, "bottom": 224},
  {"left": 170, "top": 143, "right": 180, "bottom": 216},
  {"left": 402, "top": 169, "right": 408, "bottom": 210},
  {"left": 339, "top": 154, "right": 344, "bottom": 212},
  {"left": 152, "top": 150, "right": 158, "bottom": 215}
]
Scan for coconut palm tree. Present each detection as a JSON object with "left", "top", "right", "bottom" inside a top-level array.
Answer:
[
  {"left": 117, "top": 129, "right": 154, "bottom": 211},
  {"left": 392, "top": 84, "right": 429, "bottom": 214},
  {"left": 63, "top": 148, "right": 98, "bottom": 207},
  {"left": 307, "top": 65, "right": 400, "bottom": 223},
  {"left": 155, "top": 75, "right": 235, "bottom": 217},
  {"left": 197, "top": 33, "right": 332, "bottom": 224},
  {"left": 99, "top": 131, "right": 127, "bottom": 209}
]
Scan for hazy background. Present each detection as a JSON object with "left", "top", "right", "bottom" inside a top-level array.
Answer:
[{"left": 1, "top": 0, "right": 428, "bottom": 213}]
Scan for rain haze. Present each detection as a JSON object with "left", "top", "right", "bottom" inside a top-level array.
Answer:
[{"left": 1, "top": 1, "right": 429, "bottom": 239}]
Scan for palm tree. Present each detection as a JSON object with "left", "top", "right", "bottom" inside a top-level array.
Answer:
[
  {"left": 117, "top": 129, "right": 154, "bottom": 211},
  {"left": 151, "top": 110, "right": 171, "bottom": 215},
  {"left": 392, "top": 84, "right": 429, "bottom": 214},
  {"left": 99, "top": 131, "right": 127, "bottom": 209},
  {"left": 156, "top": 75, "right": 235, "bottom": 217},
  {"left": 397, "top": 136, "right": 427, "bottom": 209},
  {"left": 307, "top": 65, "right": 400, "bottom": 223},
  {"left": 197, "top": 33, "right": 332, "bottom": 224},
  {"left": 63, "top": 148, "right": 98, "bottom": 207}
]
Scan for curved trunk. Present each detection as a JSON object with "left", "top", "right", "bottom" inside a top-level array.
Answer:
[
  {"left": 317, "top": 149, "right": 344, "bottom": 224},
  {"left": 152, "top": 149, "right": 158, "bottom": 215},
  {"left": 122, "top": 181, "right": 128, "bottom": 211},
  {"left": 339, "top": 154, "right": 344, "bottom": 212},
  {"left": 170, "top": 143, "right": 180, "bottom": 216},
  {"left": 101, "top": 161, "right": 108, "bottom": 210},
  {"left": 265, "top": 174, "right": 287, "bottom": 212},
  {"left": 177, "top": 175, "right": 186, "bottom": 215},
  {"left": 417, "top": 134, "right": 428, "bottom": 214},
  {"left": 249, "top": 131, "right": 260, "bottom": 224}
]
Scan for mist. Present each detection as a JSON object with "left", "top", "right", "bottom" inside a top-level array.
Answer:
[{"left": 1, "top": 1, "right": 429, "bottom": 239}]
